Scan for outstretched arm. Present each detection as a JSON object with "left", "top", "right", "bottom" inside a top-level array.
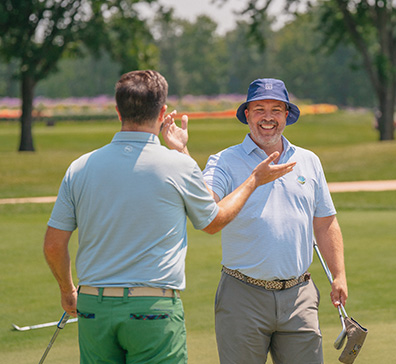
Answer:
[
  {"left": 203, "top": 152, "right": 296, "bottom": 234},
  {"left": 161, "top": 112, "right": 296, "bottom": 233}
]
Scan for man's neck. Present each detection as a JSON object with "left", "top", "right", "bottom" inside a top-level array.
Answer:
[
  {"left": 249, "top": 134, "right": 284, "bottom": 162},
  {"left": 121, "top": 123, "right": 159, "bottom": 135}
]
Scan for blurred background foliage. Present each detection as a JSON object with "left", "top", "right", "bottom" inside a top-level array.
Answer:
[{"left": 0, "top": 7, "right": 374, "bottom": 108}]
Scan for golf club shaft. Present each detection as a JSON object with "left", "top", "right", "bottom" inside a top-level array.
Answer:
[
  {"left": 38, "top": 312, "right": 71, "bottom": 364},
  {"left": 313, "top": 241, "right": 348, "bottom": 318},
  {"left": 38, "top": 329, "right": 61, "bottom": 364},
  {"left": 13, "top": 317, "right": 78, "bottom": 331}
]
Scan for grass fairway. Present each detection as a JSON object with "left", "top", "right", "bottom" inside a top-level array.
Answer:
[
  {"left": 1, "top": 203, "right": 395, "bottom": 363},
  {"left": 1, "top": 110, "right": 395, "bottom": 363}
]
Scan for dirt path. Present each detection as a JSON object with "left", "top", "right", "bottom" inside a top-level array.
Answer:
[
  {"left": 1, "top": 180, "right": 396, "bottom": 205},
  {"left": 327, "top": 180, "right": 396, "bottom": 192}
]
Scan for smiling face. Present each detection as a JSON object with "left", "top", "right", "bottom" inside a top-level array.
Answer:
[{"left": 245, "top": 99, "right": 289, "bottom": 155}]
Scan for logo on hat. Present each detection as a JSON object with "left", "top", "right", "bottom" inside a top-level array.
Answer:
[{"left": 265, "top": 83, "right": 273, "bottom": 90}]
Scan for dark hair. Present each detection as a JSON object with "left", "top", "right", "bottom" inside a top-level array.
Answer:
[{"left": 115, "top": 70, "right": 168, "bottom": 125}]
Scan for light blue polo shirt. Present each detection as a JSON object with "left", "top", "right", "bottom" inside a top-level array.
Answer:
[
  {"left": 48, "top": 132, "right": 219, "bottom": 290},
  {"left": 203, "top": 134, "right": 336, "bottom": 281}
]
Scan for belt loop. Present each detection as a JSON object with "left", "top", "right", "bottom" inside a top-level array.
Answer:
[
  {"left": 97, "top": 288, "right": 104, "bottom": 303},
  {"left": 123, "top": 288, "right": 129, "bottom": 302},
  {"left": 172, "top": 290, "right": 177, "bottom": 304}
]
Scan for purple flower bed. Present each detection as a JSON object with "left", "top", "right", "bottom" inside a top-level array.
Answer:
[{"left": 0, "top": 94, "right": 246, "bottom": 118}]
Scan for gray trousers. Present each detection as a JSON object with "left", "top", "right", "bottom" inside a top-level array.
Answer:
[{"left": 215, "top": 272, "right": 323, "bottom": 364}]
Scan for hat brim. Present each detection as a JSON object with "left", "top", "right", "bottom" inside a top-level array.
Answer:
[{"left": 236, "top": 98, "right": 300, "bottom": 126}]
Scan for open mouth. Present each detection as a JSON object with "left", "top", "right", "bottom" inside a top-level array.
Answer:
[{"left": 259, "top": 123, "right": 277, "bottom": 130}]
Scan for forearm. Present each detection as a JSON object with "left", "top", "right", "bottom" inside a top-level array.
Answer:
[
  {"left": 314, "top": 216, "right": 346, "bottom": 280},
  {"left": 314, "top": 215, "right": 348, "bottom": 306},
  {"left": 43, "top": 227, "right": 75, "bottom": 293},
  {"left": 203, "top": 153, "right": 295, "bottom": 234},
  {"left": 203, "top": 175, "right": 257, "bottom": 234}
]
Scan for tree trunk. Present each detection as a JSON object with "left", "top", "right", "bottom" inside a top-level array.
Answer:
[
  {"left": 377, "top": 82, "right": 395, "bottom": 141},
  {"left": 19, "top": 73, "right": 36, "bottom": 152}
]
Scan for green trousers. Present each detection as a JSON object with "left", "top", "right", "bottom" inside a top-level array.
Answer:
[{"left": 77, "top": 291, "right": 187, "bottom": 363}]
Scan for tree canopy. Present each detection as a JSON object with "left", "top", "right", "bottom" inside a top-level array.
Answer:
[
  {"left": 220, "top": 0, "right": 395, "bottom": 140},
  {"left": 1, "top": 0, "right": 393, "bottom": 143},
  {"left": 0, "top": 0, "right": 158, "bottom": 151}
]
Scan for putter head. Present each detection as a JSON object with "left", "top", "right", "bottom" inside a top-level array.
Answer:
[{"left": 334, "top": 329, "right": 347, "bottom": 350}]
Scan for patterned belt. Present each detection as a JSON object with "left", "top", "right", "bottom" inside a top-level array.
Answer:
[{"left": 222, "top": 266, "right": 311, "bottom": 290}]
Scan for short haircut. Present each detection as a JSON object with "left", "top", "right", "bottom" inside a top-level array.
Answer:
[{"left": 115, "top": 70, "right": 168, "bottom": 125}]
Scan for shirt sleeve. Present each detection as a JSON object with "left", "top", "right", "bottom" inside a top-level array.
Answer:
[
  {"left": 314, "top": 158, "right": 337, "bottom": 217},
  {"left": 182, "top": 164, "right": 219, "bottom": 230},
  {"left": 202, "top": 153, "right": 232, "bottom": 200},
  {"left": 47, "top": 168, "right": 77, "bottom": 231}
]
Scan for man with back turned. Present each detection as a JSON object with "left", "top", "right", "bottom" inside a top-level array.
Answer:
[{"left": 43, "top": 70, "right": 295, "bottom": 363}]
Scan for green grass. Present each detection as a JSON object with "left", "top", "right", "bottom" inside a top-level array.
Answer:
[
  {"left": 1, "top": 204, "right": 395, "bottom": 363},
  {"left": 1, "top": 110, "right": 395, "bottom": 199},
  {"left": 0, "top": 110, "right": 395, "bottom": 363}
]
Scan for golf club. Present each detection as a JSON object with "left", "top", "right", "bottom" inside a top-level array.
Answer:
[
  {"left": 38, "top": 312, "right": 74, "bottom": 364},
  {"left": 12, "top": 316, "right": 77, "bottom": 332},
  {"left": 313, "top": 241, "right": 348, "bottom": 349},
  {"left": 334, "top": 306, "right": 347, "bottom": 349}
]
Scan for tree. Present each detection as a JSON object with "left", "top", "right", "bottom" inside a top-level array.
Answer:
[
  {"left": 218, "top": 0, "right": 396, "bottom": 140},
  {"left": 155, "top": 14, "right": 229, "bottom": 96},
  {"left": 224, "top": 21, "right": 273, "bottom": 94},
  {"left": 177, "top": 15, "right": 228, "bottom": 95},
  {"left": 272, "top": 11, "right": 374, "bottom": 107},
  {"left": 0, "top": 0, "right": 158, "bottom": 151}
]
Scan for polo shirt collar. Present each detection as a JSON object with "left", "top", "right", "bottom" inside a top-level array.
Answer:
[
  {"left": 112, "top": 131, "right": 160, "bottom": 145},
  {"left": 242, "top": 134, "right": 296, "bottom": 158}
]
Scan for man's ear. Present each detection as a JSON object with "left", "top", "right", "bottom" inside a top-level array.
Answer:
[
  {"left": 158, "top": 104, "right": 168, "bottom": 122},
  {"left": 115, "top": 106, "right": 122, "bottom": 122}
]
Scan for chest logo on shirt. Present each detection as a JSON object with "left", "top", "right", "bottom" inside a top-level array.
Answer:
[{"left": 297, "top": 176, "right": 306, "bottom": 185}]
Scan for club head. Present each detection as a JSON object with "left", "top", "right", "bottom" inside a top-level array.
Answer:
[
  {"left": 334, "top": 329, "right": 347, "bottom": 350},
  {"left": 12, "top": 323, "right": 28, "bottom": 332}
]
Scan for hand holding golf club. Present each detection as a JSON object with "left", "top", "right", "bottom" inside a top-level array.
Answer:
[
  {"left": 60, "top": 286, "right": 78, "bottom": 318},
  {"left": 314, "top": 241, "right": 368, "bottom": 363}
]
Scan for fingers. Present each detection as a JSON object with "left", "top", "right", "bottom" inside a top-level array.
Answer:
[
  {"left": 167, "top": 110, "right": 177, "bottom": 119},
  {"left": 330, "top": 283, "right": 348, "bottom": 307},
  {"left": 271, "top": 161, "right": 296, "bottom": 178},
  {"left": 181, "top": 114, "right": 188, "bottom": 130},
  {"left": 265, "top": 151, "right": 280, "bottom": 164},
  {"left": 163, "top": 110, "right": 188, "bottom": 130},
  {"left": 68, "top": 309, "right": 78, "bottom": 318},
  {"left": 163, "top": 110, "right": 177, "bottom": 129}
]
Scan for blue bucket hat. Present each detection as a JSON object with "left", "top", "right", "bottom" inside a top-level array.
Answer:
[{"left": 236, "top": 78, "right": 300, "bottom": 126}]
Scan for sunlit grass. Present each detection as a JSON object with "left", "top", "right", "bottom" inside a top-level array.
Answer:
[{"left": 0, "top": 110, "right": 395, "bottom": 363}]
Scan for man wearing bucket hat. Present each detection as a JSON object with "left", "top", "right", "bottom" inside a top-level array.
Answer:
[{"left": 202, "top": 78, "right": 348, "bottom": 363}]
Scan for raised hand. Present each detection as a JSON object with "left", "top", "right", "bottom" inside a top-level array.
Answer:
[
  {"left": 251, "top": 152, "right": 296, "bottom": 187},
  {"left": 161, "top": 110, "right": 189, "bottom": 154}
]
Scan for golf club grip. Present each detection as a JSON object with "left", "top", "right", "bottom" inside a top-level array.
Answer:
[{"left": 57, "top": 312, "right": 70, "bottom": 329}]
